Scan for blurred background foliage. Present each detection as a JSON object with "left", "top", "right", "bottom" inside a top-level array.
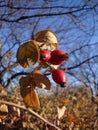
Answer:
[
  {"left": 0, "top": 0, "right": 98, "bottom": 95},
  {"left": 0, "top": 84, "right": 98, "bottom": 129}
]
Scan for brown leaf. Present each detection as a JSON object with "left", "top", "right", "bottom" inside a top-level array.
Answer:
[
  {"left": 20, "top": 85, "right": 40, "bottom": 108},
  {"left": 63, "top": 98, "right": 70, "bottom": 107},
  {"left": 34, "top": 30, "right": 58, "bottom": 51},
  {"left": 32, "top": 70, "right": 51, "bottom": 90},
  {"left": 19, "top": 69, "right": 51, "bottom": 90},
  {"left": 16, "top": 40, "right": 40, "bottom": 68},
  {"left": 68, "top": 114, "right": 79, "bottom": 124},
  {"left": 19, "top": 76, "right": 33, "bottom": 88}
]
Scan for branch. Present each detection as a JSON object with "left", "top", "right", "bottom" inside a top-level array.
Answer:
[
  {"left": 1, "top": 62, "right": 18, "bottom": 75},
  {"left": 67, "top": 54, "right": 98, "bottom": 70},
  {"left": 3, "top": 54, "right": 98, "bottom": 87},
  {"left": 0, "top": 100, "right": 61, "bottom": 130},
  {"left": 0, "top": 7, "right": 88, "bottom": 22},
  {"left": 1, "top": 3, "right": 98, "bottom": 23},
  {"left": 1, "top": 4, "right": 98, "bottom": 11},
  {"left": 70, "top": 42, "right": 98, "bottom": 54},
  {"left": 0, "top": 11, "right": 79, "bottom": 22},
  {"left": 93, "top": 117, "right": 98, "bottom": 129},
  {"left": 1, "top": 5, "right": 86, "bottom": 10},
  {"left": 3, "top": 72, "right": 29, "bottom": 87}
]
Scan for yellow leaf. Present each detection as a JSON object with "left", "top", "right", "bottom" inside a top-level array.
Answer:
[
  {"left": 17, "top": 40, "right": 40, "bottom": 68},
  {"left": 57, "top": 106, "right": 66, "bottom": 119},
  {"left": 20, "top": 85, "right": 40, "bottom": 108},
  {"left": 0, "top": 104, "right": 8, "bottom": 120},
  {"left": 34, "top": 30, "right": 58, "bottom": 51},
  {"left": 0, "top": 84, "right": 7, "bottom": 96}
]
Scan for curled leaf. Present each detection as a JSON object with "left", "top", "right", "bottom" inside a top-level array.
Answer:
[
  {"left": 19, "top": 76, "right": 33, "bottom": 88},
  {"left": 19, "top": 67, "right": 51, "bottom": 108},
  {"left": 34, "top": 30, "right": 58, "bottom": 51},
  {"left": 17, "top": 40, "right": 40, "bottom": 68},
  {"left": 20, "top": 85, "right": 40, "bottom": 108},
  {"left": 32, "top": 70, "right": 51, "bottom": 90}
]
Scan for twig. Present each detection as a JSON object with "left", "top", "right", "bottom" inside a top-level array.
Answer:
[
  {"left": 93, "top": 116, "right": 98, "bottom": 129},
  {"left": 0, "top": 100, "right": 61, "bottom": 130}
]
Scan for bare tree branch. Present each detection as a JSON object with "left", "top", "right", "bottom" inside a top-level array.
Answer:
[
  {"left": 1, "top": 5, "right": 97, "bottom": 22},
  {"left": 67, "top": 55, "right": 98, "bottom": 70},
  {"left": 3, "top": 72, "right": 28, "bottom": 87}
]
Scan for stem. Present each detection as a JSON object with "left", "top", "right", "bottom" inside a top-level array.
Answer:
[
  {"left": 62, "top": 53, "right": 69, "bottom": 61},
  {"left": 45, "top": 62, "right": 56, "bottom": 71},
  {"left": 0, "top": 100, "right": 61, "bottom": 130},
  {"left": 93, "top": 116, "right": 98, "bottom": 129}
]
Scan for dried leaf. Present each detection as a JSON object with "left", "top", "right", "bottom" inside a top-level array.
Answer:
[
  {"left": 20, "top": 85, "right": 40, "bottom": 108},
  {"left": 32, "top": 70, "right": 51, "bottom": 90},
  {"left": 34, "top": 30, "right": 58, "bottom": 51},
  {"left": 19, "top": 67, "right": 50, "bottom": 108},
  {"left": 19, "top": 76, "right": 33, "bottom": 88},
  {"left": 19, "top": 70, "right": 51, "bottom": 90},
  {"left": 0, "top": 104, "right": 8, "bottom": 121},
  {"left": 17, "top": 40, "right": 40, "bottom": 68},
  {"left": 12, "top": 106, "right": 20, "bottom": 117},
  {"left": 68, "top": 114, "right": 79, "bottom": 124},
  {"left": 63, "top": 98, "right": 70, "bottom": 107},
  {"left": 57, "top": 106, "right": 66, "bottom": 119},
  {"left": 0, "top": 84, "right": 7, "bottom": 96}
]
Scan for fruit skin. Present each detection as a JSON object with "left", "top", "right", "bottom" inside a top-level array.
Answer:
[
  {"left": 52, "top": 69, "right": 66, "bottom": 86},
  {"left": 40, "top": 50, "right": 51, "bottom": 62},
  {"left": 49, "top": 49, "right": 69, "bottom": 65}
]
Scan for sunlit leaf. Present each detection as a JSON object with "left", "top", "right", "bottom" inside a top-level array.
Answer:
[
  {"left": 12, "top": 106, "right": 20, "bottom": 117},
  {"left": 57, "top": 106, "right": 66, "bottom": 119},
  {"left": 34, "top": 30, "right": 58, "bottom": 51},
  {"left": 20, "top": 85, "right": 40, "bottom": 108},
  {"left": 32, "top": 70, "right": 51, "bottom": 90},
  {"left": 48, "top": 64, "right": 58, "bottom": 71},
  {"left": 0, "top": 104, "right": 8, "bottom": 121},
  {"left": 0, "top": 84, "right": 7, "bottom": 96},
  {"left": 17, "top": 40, "right": 40, "bottom": 68}
]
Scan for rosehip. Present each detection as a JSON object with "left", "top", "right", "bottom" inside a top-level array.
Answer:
[
  {"left": 49, "top": 49, "right": 69, "bottom": 65},
  {"left": 52, "top": 69, "right": 66, "bottom": 87},
  {"left": 40, "top": 50, "right": 51, "bottom": 62}
]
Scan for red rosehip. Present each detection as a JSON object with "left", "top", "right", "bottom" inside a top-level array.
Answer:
[
  {"left": 49, "top": 49, "right": 69, "bottom": 65},
  {"left": 52, "top": 69, "right": 66, "bottom": 87},
  {"left": 40, "top": 50, "right": 51, "bottom": 62}
]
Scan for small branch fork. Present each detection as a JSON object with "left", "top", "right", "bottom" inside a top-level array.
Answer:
[{"left": 0, "top": 100, "right": 61, "bottom": 130}]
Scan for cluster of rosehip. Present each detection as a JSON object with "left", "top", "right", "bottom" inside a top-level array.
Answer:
[{"left": 40, "top": 49, "right": 69, "bottom": 87}]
